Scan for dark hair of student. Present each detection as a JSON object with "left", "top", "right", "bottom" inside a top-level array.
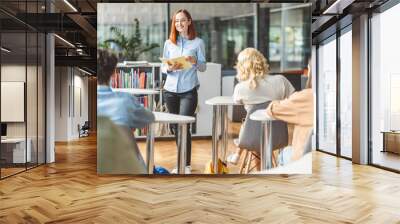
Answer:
[
  {"left": 97, "top": 49, "right": 118, "bottom": 85},
  {"left": 169, "top": 9, "right": 196, "bottom": 45}
]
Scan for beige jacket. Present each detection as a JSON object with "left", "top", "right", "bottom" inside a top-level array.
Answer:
[{"left": 266, "top": 88, "right": 314, "bottom": 161}]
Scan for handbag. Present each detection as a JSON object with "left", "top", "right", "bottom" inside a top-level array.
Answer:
[{"left": 204, "top": 159, "right": 229, "bottom": 174}]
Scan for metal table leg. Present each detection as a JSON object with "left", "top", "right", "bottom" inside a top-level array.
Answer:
[
  {"left": 146, "top": 124, "right": 155, "bottom": 174},
  {"left": 212, "top": 105, "right": 220, "bottom": 174},
  {"left": 260, "top": 122, "right": 267, "bottom": 170},
  {"left": 266, "top": 121, "right": 273, "bottom": 169},
  {"left": 177, "top": 124, "right": 188, "bottom": 174},
  {"left": 220, "top": 105, "right": 229, "bottom": 163},
  {"left": 260, "top": 121, "right": 273, "bottom": 170}
]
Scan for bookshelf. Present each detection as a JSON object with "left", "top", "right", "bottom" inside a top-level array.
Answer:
[
  {"left": 111, "top": 62, "right": 222, "bottom": 139},
  {"left": 111, "top": 61, "right": 162, "bottom": 137}
]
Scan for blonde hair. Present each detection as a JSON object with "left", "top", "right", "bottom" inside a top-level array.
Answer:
[{"left": 235, "top": 48, "right": 270, "bottom": 89}]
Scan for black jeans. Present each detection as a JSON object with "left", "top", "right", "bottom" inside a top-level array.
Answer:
[{"left": 163, "top": 88, "right": 198, "bottom": 166}]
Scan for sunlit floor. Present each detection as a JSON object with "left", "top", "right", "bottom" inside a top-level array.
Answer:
[
  {"left": 372, "top": 150, "right": 400, "bottom": 171},
  {"left": 137, "top": 122, "right": 245, "bottom": 174},
  {"left": 1, "top": 133, "right": 400, "bottom": 223},
  {"left": 0, "top": 163, "right": 43, "bottom": 179}
]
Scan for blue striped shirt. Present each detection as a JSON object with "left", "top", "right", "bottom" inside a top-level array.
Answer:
[{"left": 161, "top": 36, "right": 207, "bottom": 93}]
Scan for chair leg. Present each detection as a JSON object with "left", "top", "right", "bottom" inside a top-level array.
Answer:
[
  {"left": 239, "top": 150, "right": 249, "bottom": 174},
  {"left": 244, "top": 152, "right": 253, "bottom": 174},
  {"left": 272, "top": 150, "right": 278, "bottom": 168},
  {"left": 251, "top": 152, "right": 261, "bottom": 171}
]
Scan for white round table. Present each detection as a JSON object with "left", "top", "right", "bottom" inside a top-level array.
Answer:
[
  {"left": 146, "top": 112, "right": 195, "bottom": 174},
  {"left": 249, "top": 109, "right": 278, "bottom": 170}
]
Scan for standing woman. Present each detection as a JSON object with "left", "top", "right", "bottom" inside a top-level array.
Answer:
[{"left": 161, "top": 9, "right": 207, "bottom": 173}]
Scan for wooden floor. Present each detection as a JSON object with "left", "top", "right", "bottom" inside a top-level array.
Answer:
[
  {"left": 1, "top": 135, "right": 400, "bottom": 223},
  {"left": 372, "top": 150, "right": 400, "bottom": 171}
]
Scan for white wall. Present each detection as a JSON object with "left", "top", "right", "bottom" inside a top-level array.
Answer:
[
  {"left": 1, "top": 64, "right": 46, "bottom": 164},
  {"left": 55, "top": 67, "right": 89, "bottom": 141},
  {"left": 1, "top": 65, "right": 36, "bottom": 137}
]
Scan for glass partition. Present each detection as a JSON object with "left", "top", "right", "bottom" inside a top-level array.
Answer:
[
  {"left": 0, "top": 1, "right": 46, "bottom": 179},
  {"left": 371, "top": 4, "right": 400, "bottom": 171},
  {"left": 1, "top": 30, "right": 28, "bottom": 177},
  {"left": 97, "top": 3, "right": 311, "bottom": 74},
  {"left": 317, "top": 36, "right": 337, "bottom": 155},
  {"left": 339, "top": 28, "right": 352, "bottom": 158},
  {"left": 260, "top": 3, "right": 311, "bottom": 72}
]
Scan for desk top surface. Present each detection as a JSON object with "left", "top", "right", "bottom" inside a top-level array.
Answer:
[
  {"left": 205, "top": 96, "right": 268, "bottom": 106},
  {"left": 249, "top": 109, "right": 275, "bottom": 121},
  {"left": 153, "top": 112, "right": 195, "bottom": 124},
  {"left": 112, "top": 88, "right": 160, "bottom": 95},
  {"left": 381, "top": 131, "right": 400, "bottom": 134},
  {"left": 1, "top": 138, "right": 27, "bottom": 143}
]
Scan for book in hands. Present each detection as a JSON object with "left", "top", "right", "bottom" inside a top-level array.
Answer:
[{"left": 159, "top": 56, "right": 192, "bottom": 70}]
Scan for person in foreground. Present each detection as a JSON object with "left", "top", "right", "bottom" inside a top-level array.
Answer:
[
  {"left": 161, "top": 9, "right": 207, "bottom": 174},
  {"left": 97, "top": 49, "right": 155, "bottom": 172},
  {"left": 266, "top": 63, "right": 314, "bottom": 164},
  {"left": 227, "top": 48, "right": 295, "bottom": 165}
]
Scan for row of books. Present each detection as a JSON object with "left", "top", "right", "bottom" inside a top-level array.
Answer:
[
  {"left": 134, "top": 127, "right": 147, "bottom": 136},
  {"left": 111, "top": 68, "right": 153, "bottom": 89},
  {"left": 111, "top": 66, "right": 156, "bottom": 137},
  {"left": 137, "top": 96, "right": 150, "bottom": 108},
  {"left": 135, "top": 96, "right": 149, "bottom": 136}
]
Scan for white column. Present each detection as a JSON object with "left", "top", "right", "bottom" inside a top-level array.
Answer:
[
  {"left": 352, "top": 14, "right": 369, "bottom": 164},
  {"left": 46, "top": 33, "right": 55, "bottom": 163}
]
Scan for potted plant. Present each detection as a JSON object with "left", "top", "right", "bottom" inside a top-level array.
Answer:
[{"left": 100, "top": 18, "right": 159, "bottom": 61}]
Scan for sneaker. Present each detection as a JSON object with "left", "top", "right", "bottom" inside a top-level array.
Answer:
[
  {"left": 171, "top": 166, "right": 191, "bottom": 174},
  {"left": 227, "top": 153, "right": 240, "bottom": 165}
]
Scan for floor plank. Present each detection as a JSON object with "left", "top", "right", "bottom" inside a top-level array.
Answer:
[{"left": 0, "top": 134, "right": 399, "bottom": 223}]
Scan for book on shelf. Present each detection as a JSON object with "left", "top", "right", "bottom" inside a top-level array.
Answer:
[
  {"left": 110, "top": 62, "right": 161, "bottom": 137},
  {"left": 111, "top": 68, "right": 154, "bottom": 89}
]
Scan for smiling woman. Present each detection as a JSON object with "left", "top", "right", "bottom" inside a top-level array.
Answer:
[{"left": 161, "top": 9, "right": 207, "bottom": 174}]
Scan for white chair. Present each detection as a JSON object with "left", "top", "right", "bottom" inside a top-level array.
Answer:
[
  {"left": 235, "top": 102, "right": 289, "bottom": 174},
  {"left": 97, "top": 116, "right": 147, "bottom": 174}
]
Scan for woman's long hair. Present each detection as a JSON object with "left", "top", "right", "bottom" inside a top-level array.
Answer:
[
  {"left": 235, "top": 48, "right": 270, "bottom": 89},
  {"left": 169, "top": 9, "right": 197, "bottom": 45}
]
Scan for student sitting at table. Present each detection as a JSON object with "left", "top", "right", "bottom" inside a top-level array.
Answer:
[
  {"left": 266, "top": 62, "right": 314, "bottom": 164},
  {"left": 97, "top": 49, "right": 155, "bottom": 172},
  {"left": 227, "top": 48, "right": 295, "bottom": 165}
]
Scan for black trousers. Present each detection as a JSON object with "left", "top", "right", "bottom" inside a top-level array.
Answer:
[{"left": 163, "top": 88, "right": 197, "bottom": 166}]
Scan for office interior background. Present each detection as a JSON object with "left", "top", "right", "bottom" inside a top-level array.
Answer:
[
  {"left": 0, "top": 0, "right": 399, "bottom": 222},
  {"left": 1, "top": 0, "right": 399, "bottom": 178}
]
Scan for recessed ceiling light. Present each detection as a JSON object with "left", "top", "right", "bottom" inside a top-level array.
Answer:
[
  {"left": 78, "top": 67, "right": 92, "bottom": 76},
  {"left": 323, "top": 0, "right": 353, "bottom": 15},
  {"left": 63, "top": 0, "right": 78, "bottom": 12},
  {"left": 54, "top": 34, "right": 75, "bottom": 48},
  {"left": 1, "top": 47, "right": 11, "bottom": 53}
]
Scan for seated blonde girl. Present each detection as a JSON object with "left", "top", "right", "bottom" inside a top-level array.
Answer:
[{"left": 227, "top": 48, "right": 295, "bottom": 165}]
